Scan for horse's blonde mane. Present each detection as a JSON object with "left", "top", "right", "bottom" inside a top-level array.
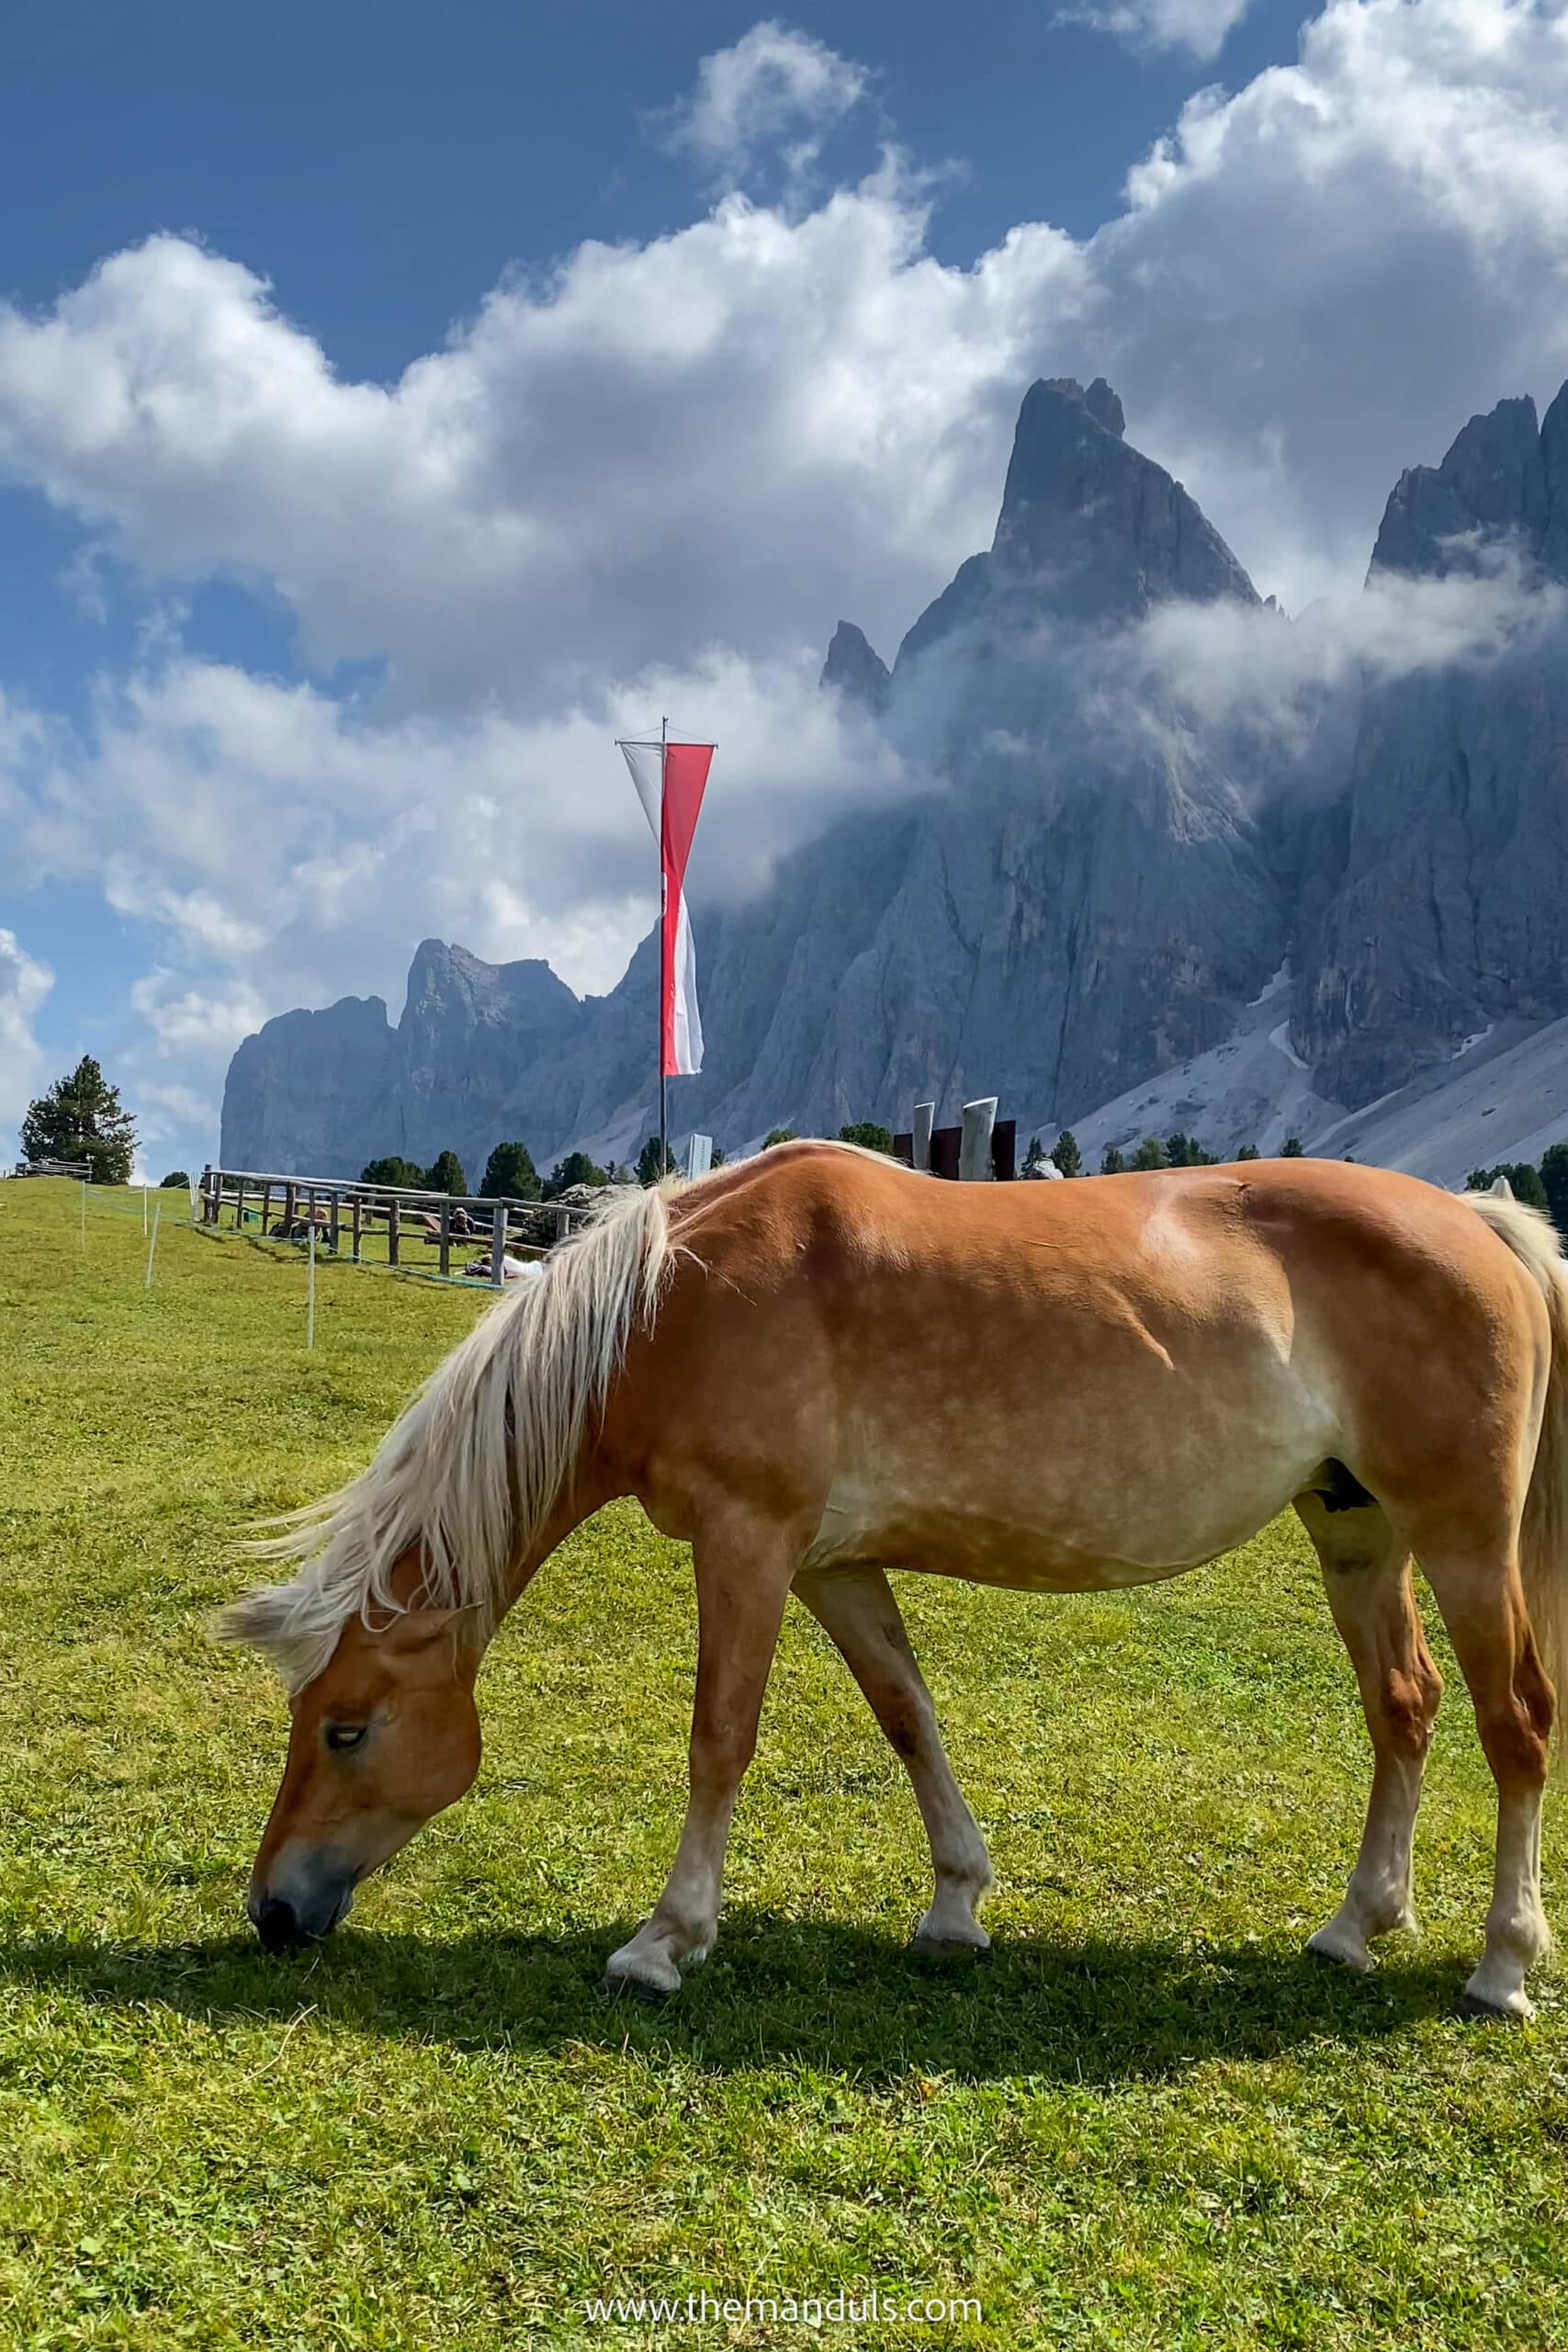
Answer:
[{"left": 220, "top": 1183, "right": 674, "bottom": 1691}]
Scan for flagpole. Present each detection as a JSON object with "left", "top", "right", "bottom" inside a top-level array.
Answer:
[{"left": 659, "top": 714, "right": 668, "bottom": 1178}]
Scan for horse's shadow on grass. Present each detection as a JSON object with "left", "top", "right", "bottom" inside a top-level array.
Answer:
[{"left": 0, "top": 1914, "right": 1474, "bottom": 2085}]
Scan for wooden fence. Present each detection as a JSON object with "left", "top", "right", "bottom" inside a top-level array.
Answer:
[
  {"left": 198, "top": 1166, "right": 596, "bottom": 1287},
  {"left": 14, "top": 1158, "right": 93, "bottom": 1180}
]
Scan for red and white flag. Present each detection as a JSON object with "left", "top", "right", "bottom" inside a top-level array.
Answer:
[{"left": 618, "top": 736, "right": 716, "bottom": 1077}]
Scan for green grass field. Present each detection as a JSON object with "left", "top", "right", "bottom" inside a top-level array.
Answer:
[{"left": 1, "top": 1176, "right": 1565, "bottom": 2348}]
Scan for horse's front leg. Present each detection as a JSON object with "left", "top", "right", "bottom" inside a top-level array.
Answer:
[{"left": 604, "top": 1510, "right": 798, "bottom": 1998}]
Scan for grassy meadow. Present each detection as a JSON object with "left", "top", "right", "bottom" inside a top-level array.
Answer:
[{"left": 1, "top": 1173, "right": 1565, "bottom": 2347}]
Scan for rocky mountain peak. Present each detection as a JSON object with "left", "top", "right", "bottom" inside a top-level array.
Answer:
[
  {"left": 989, "top": 374, "right": 1257, "bottom": 609},
  {"left": 1368, "top": 389, "right": 1568, "bottom": 580},
  {"left": 819, "top": 619, "right": 891, "bottom": 711}
]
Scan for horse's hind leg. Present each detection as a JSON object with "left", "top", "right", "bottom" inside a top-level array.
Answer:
[
  {"left": 795, "top": 1565, "right": 993, "bottom": 1954},
  {"left": 604, "top": 1508, "right": 799, "bottom": 2000},
  {"left": 1412, "top": 1541, "right": 1553, "bottom": 2019},
  {"left": 1296, "top": 1487, "right": 1442, "bottom": 1971}
]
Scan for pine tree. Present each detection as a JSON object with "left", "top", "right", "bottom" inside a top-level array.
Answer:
[
  {"left": 1022, "top": 1135, "right": 1047, "bottom": 1176},
  {"left": 1468, "top": 1161, "right": 1550, "bottom": 1211},
  {"left": 839, "top": 1121, "right": 894, "bottom": 1154},
  {"left": 1237, "top": 1143, "right": 1261, "bottom": 1161},
  {"left": 1050, "top": 1129, "right": 1083, "bottom": 1178},
  {"left": 361, "top": 1156, "right": 426, "bottom": 1188},
  {"left": 636, "top": 1136, "right": 677, "bottom": 1186},
  {"left": 763, "top": 1127, "right": 798, "bottom": 1148},
  {"left": 1100, "top": 1146, "right": 1127, "bottom": 1174},
  {"left": 1132, "top": 1135, "right": 1168, "bottom": 1171},
  {"left": 423, "top": 1150, "right": 468, "bottom": 1196},
  {"left": 1280, "top": 1136, "right": 1304, "bottom": 1158},
  {"left": 479, "top": 1141, "right": 540, "bottom": 1200},
  {"left": 1540, "top": 1143, "right": 1568, "bottom": 1238},
  {"left": 20, "top": 1056, "right": 137, "bottom": 1184},
  {"left": 543, "top": 1149, "right": 609, "bottom": 1197}
]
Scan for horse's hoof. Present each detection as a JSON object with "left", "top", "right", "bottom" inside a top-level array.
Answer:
[
  {"left": 1305, "top": 1930, "right": 1372, "bottom": 1974},
  {"left": 1458, "top": 1987, "right": 1531, "bottom": 2024},
  {"left": 602, "top": 1968, "right": 673, "bottom": 2005},
  {"left": 909, "top": 1931, "right": 990, "bottom": 1967}
]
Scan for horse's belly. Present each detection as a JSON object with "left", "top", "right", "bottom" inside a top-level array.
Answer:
[{"left": 804, "top": 1442, "right": 1320, "bottom": 1592}]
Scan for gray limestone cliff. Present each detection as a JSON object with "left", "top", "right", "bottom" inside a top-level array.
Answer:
[{"left": 1297, "top": 388, "right": 1568, "bottom": 1103}]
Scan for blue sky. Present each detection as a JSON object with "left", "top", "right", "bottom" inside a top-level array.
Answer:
[{"left": 3, "top": 0, "right": 1567, "bottom": 1174}]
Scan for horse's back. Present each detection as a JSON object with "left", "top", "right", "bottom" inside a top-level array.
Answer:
[{"left": 628, "top": 1146, "right": 1547, "bottom": 1584}]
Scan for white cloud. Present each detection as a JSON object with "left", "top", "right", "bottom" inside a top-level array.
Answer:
[
  {"left": 5, "top": 646, "right": 914, "bottom": 1159},
  {"left": 1081, "top": 546, "right": 1568, "bottom": 780},
  {"left": 0, "top": 929, "right": 54, "bottom": 1160},
  {"left": 658, "top": 19, "right": 871, "bottom": 185},
  {"left": 4, "top": 2, "right": 1568, "bottom": 1171},
  {"left": 1064, "top": 0, "right": 1255, "bottom": 63}
]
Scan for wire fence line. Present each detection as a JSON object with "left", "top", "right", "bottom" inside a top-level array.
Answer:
[{"left": 58, "top": 1179, "right": 526, "bottom": 1360}]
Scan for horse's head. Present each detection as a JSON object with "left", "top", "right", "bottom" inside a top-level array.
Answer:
[{"left": 245, "top": 1602, "right": 481, "bottom": 1951}]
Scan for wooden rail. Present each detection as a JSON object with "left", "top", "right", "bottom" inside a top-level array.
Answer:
[
  {"left": 198, "top": 1166, "right": 597, "bottom": 1286},
  {"left": 15, "top": 1158, "right": 93, "bottom": 1180}
]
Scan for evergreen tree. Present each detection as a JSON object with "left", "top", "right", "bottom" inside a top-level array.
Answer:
[
  {"left": 479, "top": 1141, "right": 541, "bottom": 1201},
  {"left": 1100, "top": 1146, "right": 1128, "bottom": 1174},
  {"left": 1280, "top": 1136, "right": 1304, "bottom": 1158},
  {"left": 361, "top": 1156, "right": 426, "bottom": 1189},
  {"left": 709, "top": 1145, "right": 727, "bottom": 1168},
  {"left": 1236, "top": 1143, "right": 1261, "bottom": 1160},
  {"left": 1132, "top": 1135, "right": 1168, "bottom": 1171},
  {"left": 636, "top": 1135, "right": 677, "bottom": 1186},
  {"left": 763, "top": 1127, "right": 798, "bottom": 1148},
  {"left": 543, "top": 1149, "right": 609, "bottom": 1197},
  {"left": 1022, "top": 1135, "right": 1047, "bottom": 1176},
  {"left": 21, "top": 1056, "right": 137, "bottom": 1184},
  {"left": 839, "top": 1121, "right": 894, "bottom": 1154},
  {"left": 1540, "top": 1143, "right": 1568, "bottom": 1238},
  {"left": 1467, "top": 1162, "right": 1550, "bottom": 1211},
  {"left": 160, "top": 1169, "right": 191, "bottom": 1188},
  {"left": 1050, "top": 1129, "right": 1083, "bottom": 1178},
  {"left": 423, "top": 1150, "right": 468, "bottom": 1196}
]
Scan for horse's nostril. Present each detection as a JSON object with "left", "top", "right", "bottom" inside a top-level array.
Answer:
[{"left": 254, "top": 1895, "right": 303, "bottom": 1953}]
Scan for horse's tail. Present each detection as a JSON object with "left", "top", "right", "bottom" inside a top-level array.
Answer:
[
  {"left": 220, "top": 1184, "right": 676, "bottom": 1689},
  {"left": 1468, "top": 1187, "right": 1568, "bottom": 1760}
]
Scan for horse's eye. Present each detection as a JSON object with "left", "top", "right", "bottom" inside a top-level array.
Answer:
[{"left": 324, "top": 1724, "right": 367, "bottom": 1753}]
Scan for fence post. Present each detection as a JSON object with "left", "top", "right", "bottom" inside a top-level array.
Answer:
[
  {"left": 283, "top": 1182, "right": 296, "bottom": 1236},
  {"left": 144, "top": 1201, "right": 161, "bottom": 1289},
  {"left": 389, "top": 1198, "right": 400, "bottom": 1267},
  {"left": 491, "top": 1204, "right": 506, "bottom": 1287},
  {"left": 142, "top": 1182, "right": 148, "bottom": 1237},
  {"left": 329, "top": 1189, "right": 341, "bottom": 1255},
  {"left": 912, "top": 1103, "right": 935, "bottom": 1173},
  {"left": 352, "top": 1195, "right": 363, "bottom": 1263},
  {"left": 80, "top": 1180, "right": 87, "bottom": 1251},
  {"left": 260, "top": 1181, "right": 271, "bottom": 1236},
  {"left": 439, "top": 1197, "right": 451, "bottom": 1278},
  {"left": 959, "top": 1098, "right": 998, "bottom": 1182},
  {"left": 306, "top": 1226, "right": 316, "bottom": 1351}
]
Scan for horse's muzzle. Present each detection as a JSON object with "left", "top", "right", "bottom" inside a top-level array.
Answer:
[
  {"left": 247, "top": 1861, "right": 355, "bottom": 1951},
  {"left": 252, "top": 1894, "right": 311, "bottom": 1952}
]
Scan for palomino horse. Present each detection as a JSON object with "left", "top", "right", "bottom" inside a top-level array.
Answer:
[{"left": 225, "top": 1144, "right": 1566, "bottom": 2019}]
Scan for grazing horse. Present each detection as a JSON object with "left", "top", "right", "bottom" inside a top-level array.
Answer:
[{"left": 224, "top": 1144, "right": 1566, "bottom": 2019}]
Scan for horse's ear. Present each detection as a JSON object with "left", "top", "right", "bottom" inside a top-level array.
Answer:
[{"left": 376, "top": 1604, "right": 474, "bottom": 1656}]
